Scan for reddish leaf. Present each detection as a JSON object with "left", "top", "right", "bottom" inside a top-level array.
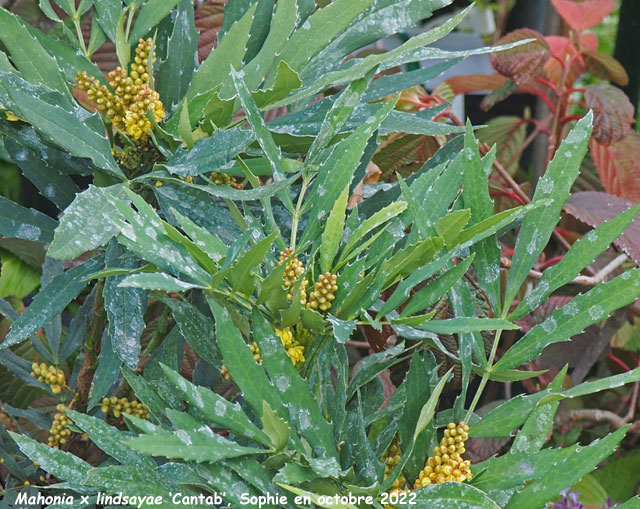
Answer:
[
  {"left": 445, "top": 74, "right": 507, "bottom": 95},
  {"left": 565, "top": 191, "right": 640, "bottom": 263},
  {"left": 583, "top": 50, "right": 629, "bottom": 86},
  {"left": 551, "top": 0, "right": 615, "bottom": 33},
  {"left": 490, "top": 28, "right": 550, "bottom": 85},
  {"left": 476, "top": 115, "right": 528, "bottom": 174},
  {"left": 373, "top": 133, "right": 440, "bottom": 180},
  {"left": 194, "top": 0, "right": 226, "bottom": 63},
  {"left": 584, "top": 84, "right": 634, "bottom": 145}
]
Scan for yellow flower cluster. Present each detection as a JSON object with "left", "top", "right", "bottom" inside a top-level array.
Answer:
[
  {"left": 220, "top": 328, "right": 306, "bottom": 380},
  {"left": 307, "top": 272, "right": 338, "bottom": 313},
  {"left": 101, "top": 397, "right": 150, "bottom": 419},
  {"left": 382, "top": 439, "right": 408, "bottom": 490},
  {"left": 276, "top": 327, "right": 306, "bottom": 365},
  {"left": 210, "top": 172, "right": 243, "bottom": 189},
  {"left": 31, "top": 363, "right": 65, "bottom": 394},
  {"left": 414, "top": 422, "right": 472, "bottom": 488},
  {"left": 278, "top": 248, "right": 308, "bottom": 304},
  {"left": 48, "top": 404, "right": 72, "bottom": 448},
  {"left": 75, "top": 39, "right": 165, "bottom": 140}
]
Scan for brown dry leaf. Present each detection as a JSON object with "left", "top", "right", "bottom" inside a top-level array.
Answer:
[
  {"left": 564, "top": 191, "right": 640, "bottom": 265},
  {"left": 348, "top": 161, "right": 381, "bottom": 208}
]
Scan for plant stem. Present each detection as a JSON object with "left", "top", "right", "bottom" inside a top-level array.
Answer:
[
  {"left": 72, "top": 15, "right": 88, "bottom": 57},
  {"left": 465, "top": 327, "right": 504, "bottom": 423},
  {"left": 290, "top": 174, "right": 310, "bottom": 250}
]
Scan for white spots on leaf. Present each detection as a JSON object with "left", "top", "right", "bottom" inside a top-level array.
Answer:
[
  {"left": 214, "top": 399, "right": 226, "bottom": 417},
  {"left": 538, "top": 178, "right": 553, "bottom": 195},
  {"left": 541, "top": 317, "right": 556, "bottom": 333},
  {"left": 563, "top": 300, "right": 579, "bottom": 316},
  {"left": 526, "top": 231, "right": 541, "bottom": 255},
  {"left": 484, "top": 264, "right": 500, "bottom": 283},
  {"left": 298, "top": 408, "right": 312, "bottom": 431},
  {"left": 588, "top": 305, "right": 606, "bottom": 321},
  {"left": 176, "top": 429, "right": 192, "bottom": 445},
  {"left": 17, "top": 224, "right": 41, "bottom": 241},
  {"left": 275, "top": 375, "right": 290, "bottom": 392}
]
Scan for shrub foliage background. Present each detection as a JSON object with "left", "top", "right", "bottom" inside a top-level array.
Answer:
[{"left": 0, "top": 0, "right": 639, "bottom": 508}]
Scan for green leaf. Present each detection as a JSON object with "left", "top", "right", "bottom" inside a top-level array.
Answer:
[
  {"left": 49, "top": 185, "right": 128, "bottom": 260},
  {"left": 537, "top": 367, "right": 640, "bottom": 406},
  {"left": 401, "top": 255, "right": 475, "bottom": 318},
  {"left": 462, "top": 122, "right": 502, "bottom": 314},
  {"left": 9, "top": 432, "right": 91, "bottom": 485},
  {"left": 94, "top": 0, "right": 121, "bottom": 42},
  {"left": 2, "top": 256, "right": 103, "bottom": 349},
  {"left": 178, "top": 98, "right": 195, "bottom": 149},
  {"left": 161, "top": 129, "right": 255, "bottom": 177},
  {"left": 129, "top": 427, "right": 267, "bottom": 464},
  {"left": 0, "top": 72, "right": 123, "bottom": 179},
  {"left": 5, "top": 138, "right": 79, "bottom": 210},
  {"left": 171, "top": 208, "right": 227, "bottom": 263},
  {"left": 503, "top": 113, "right": 593, "bottom": 310},
  {"left": 505, "top": 426, "right": 628, "bottom": 509},
  {"left": 65, "top": 409, "right": 154, "bottom": 469},
  {"left": 0, "top": 7, "right": 71, "bottom": 99},
  {"left": 495, "top": 268, "right": 640, "bottom": 371},
  {"left": 261, "top": 401, "right": 289, "bottom": 451},
  {"left": 320, "top": 185, "right": 349, "bottom": 273},
  {"left": 340, "top": 201, "right": 408, "bottom": 264},
  {"left": 347, "top": 343, "right": 406, "bottom": 401},
  {"left": 0, "top": 250, "right": 40, "bottom": 299},
  {"left": 396, "top": 483, "right": 500, "bottom": 509},
  {"left": 159, "top": 365, "right": 271, "bottom": 446},
  {"left": 277, "top": 0, "right": 375, "bottom": 72},
  {"left": 118, "top": 272, "right": 208, "bottom": 292},
  {"left": 435, "top": 209, "right": 471, "bottom": 248},
  {"left": 130, "top": 0, "right": 181, "bottom": 42},
  {"left": 231, "top": 68, "right": 286, "bottom": 182},
  {"left": 377, "top": 253, "right": 451, "bottom": 319},
  {"left": 301, "top": 100, "right": 397, "bottom": 247},
  {"left": 509, "top": 203, "right": 640, "bottom": 320},
  {"left": 252, "top": 309, "right": 336, "bottom": 457},
  {"left": 252, "top": 60, "right": 302, "bottom": 108},
  {"left": 88, "top": 331, "right": 122, "bottom": 409},
  {"left": 592, "top": 452, "right": 640, "bottom": 503},
  {"left": 418, "top": 318, "right": 519, "bottom": 335},
  {"left": 0, "top": 196, "right": 57, "bottom": 244},
  {"left": 271, "top": 7, "right": 473, "bottom": 108},
  {"left": 104, "top": 256, "right": 148, "bottom": 370},
  {"left": 159, "top": 297, "right": 220, "bottom": 368},
  {"left": 185, "top": 3, "right": 257, "bottom": 101},
  {"left": 307, "top": 71, "right": 375, "bottom": 164},
  {"left": 241, "top": 0, "right": 298, "bottom": 94},
  {"left": 208, "top": 298, "right": 285, "bottom": 420},
  {"left": 510, "top": 367, "right": 565, "bottom": 454},
  {"left": 150, "top": 172, "right": 300, "bottom": 201}
]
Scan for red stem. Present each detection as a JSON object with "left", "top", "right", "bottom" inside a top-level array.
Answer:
[
  {"left": 539, "top": 256, "right": 564, "bottom": 270},
  {"left": 490, "top": 190, "right": 527, "bottom": 206},
  {"left": 536, "top": 77, "right": 558, "bottom": 94},
  {"left": 608, "top": 353, "right": 632, "bottom": 372},
  {"left": 561, "top": 115, "right": 583, "bottom": 124}
]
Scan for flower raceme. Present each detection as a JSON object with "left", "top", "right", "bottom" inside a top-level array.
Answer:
[
  {"left": 75, "top": 38, "right": 165, "bottom": 140},
  {"left": 415, "top": 422, "right": 472, "bottom": 488},
  {"left": 30, "top": 362, "right": 65, "bottom": 394}
]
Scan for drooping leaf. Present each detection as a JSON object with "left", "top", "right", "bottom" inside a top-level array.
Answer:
[
  {"left": 1, "top": 256, "right": 103, "bottom": 349},
  {"left": 489, "top": 28, "right": 550, "bottom": 85},
  {"left": 160, "top": 128, "right": 254, "bottom": 176},
  {"left": 497, "top": 269, "right": 640, "bottom": 371},
  {"left": 585, "top": 83, "right": 634, "bottom": 146},
  {"left": 0, "top": 196, "right": 57, "bottom": 244},
  {"left": 583, "top": 50, "right": 629, "bottom": 86},
  {"left": 88, "top": 330, "right": 122, "bottom": 409}
]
